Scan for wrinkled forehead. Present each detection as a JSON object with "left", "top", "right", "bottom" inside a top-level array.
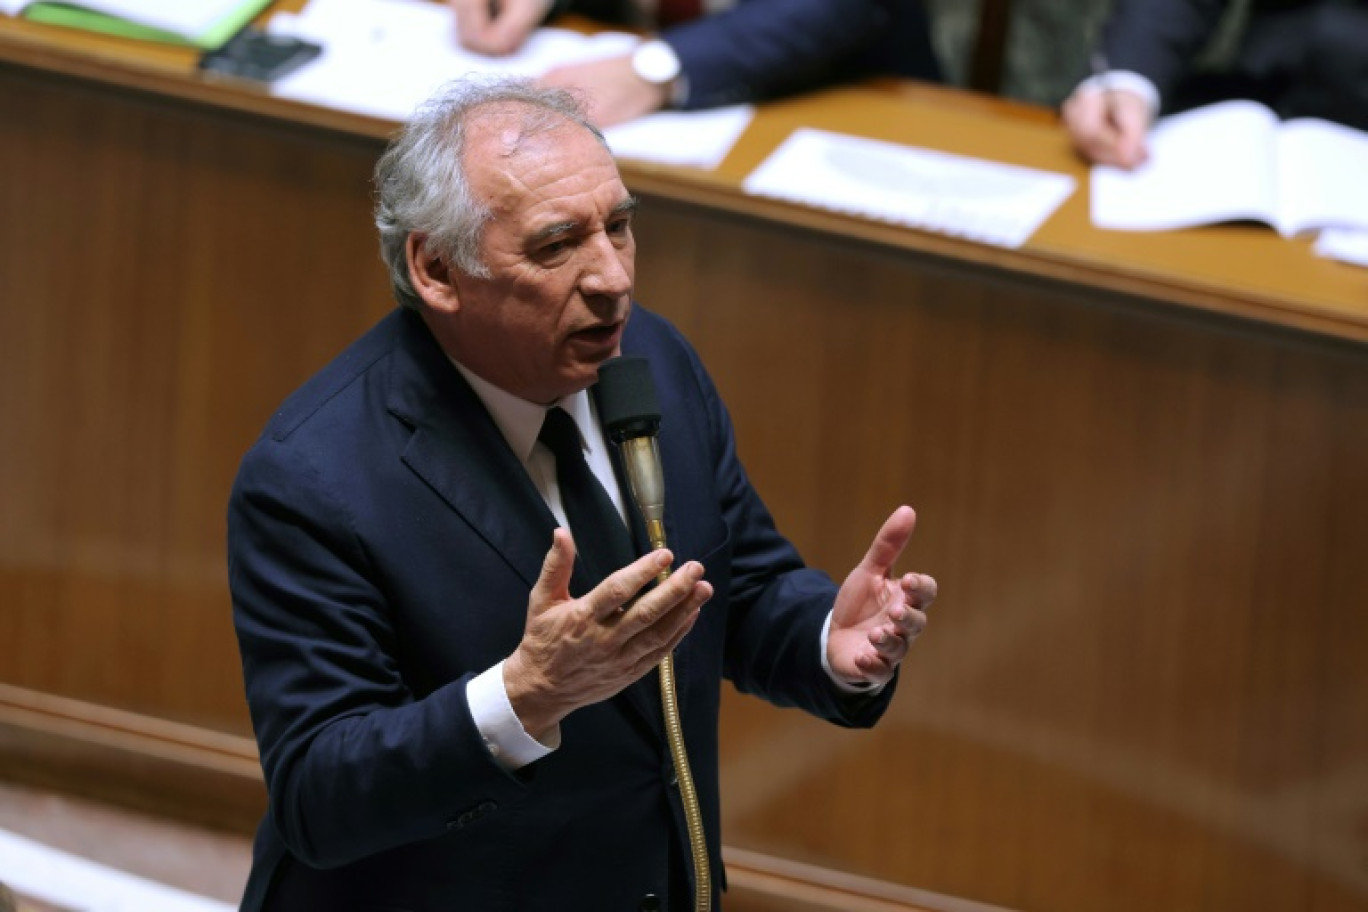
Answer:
[
  {"left": 463, "top": 103, "right": 624, "bottom": 210},
  {"left": 470, "top": 101, "right": 567, "bottom": 147},
  {"left": 462, "top": 101, "right": 607, "bottom": 171}
]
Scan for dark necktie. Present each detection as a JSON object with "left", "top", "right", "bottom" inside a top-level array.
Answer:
[{"left": 538, "top": 407, "right": 637, "bottom": 586}]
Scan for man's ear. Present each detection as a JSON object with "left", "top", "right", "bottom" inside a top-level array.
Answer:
[{"left": 406, "top": 233, "right": 461, "bottom": 314}]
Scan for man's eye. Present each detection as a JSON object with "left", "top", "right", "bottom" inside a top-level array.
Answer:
[
  {"left": 539, "top": 239, "right": 570, "bottom": 257},
  {"left": 607, "top": 219, "right": 631, "bottom": 235}
]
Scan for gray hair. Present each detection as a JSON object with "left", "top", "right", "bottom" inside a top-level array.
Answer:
[{"left": 373, "top": 76, "right": 606, "bottom": 311}]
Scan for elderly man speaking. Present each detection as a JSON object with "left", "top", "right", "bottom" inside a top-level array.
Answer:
[{"left": 228, "top": 76, "right": 936, "bottom": 912}]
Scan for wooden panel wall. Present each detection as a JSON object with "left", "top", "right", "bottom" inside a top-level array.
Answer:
[
  {"left": 2, "top": 64, "right": 1367, "bottom": 912},
  {"left": 0, "top": 68, "right": 391, "bottom": 731},
  {"left": 631, "top": 200, "right": 1368, "bottom": 912}
]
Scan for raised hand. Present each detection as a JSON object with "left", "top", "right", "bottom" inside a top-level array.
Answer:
[
  {"left": 503, "top": 528, "right": 712, "bottom": 739},
  {"left": 826, "top": 506, "right": 937, "bottom": 688}
]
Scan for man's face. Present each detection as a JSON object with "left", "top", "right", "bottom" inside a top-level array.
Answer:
[{"left": 438, "top": 108, "right": 636, "bottom": 405}]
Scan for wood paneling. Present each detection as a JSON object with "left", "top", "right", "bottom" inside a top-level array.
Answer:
[
  {"left": 630, "top": 201, "right": 1368, "bottom": 912},
  {"left": 0, "top": 69, "right": 392, "bottom": 730}
]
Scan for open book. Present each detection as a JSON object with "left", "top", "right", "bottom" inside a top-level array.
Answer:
[
  {"left": 0, "top": 0, "right": 269, "bottom": 49},
  {"left": 1091, "top": 100, "right": 1368, "bottom": 237}
]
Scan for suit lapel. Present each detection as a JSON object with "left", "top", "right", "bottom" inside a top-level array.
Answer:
[{"left": 386, "top": 311, "right": 554, "bottom": 591}]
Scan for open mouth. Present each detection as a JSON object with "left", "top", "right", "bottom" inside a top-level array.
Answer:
[{"left": 570, "top": 320, "right": 625, "bottom": 349}]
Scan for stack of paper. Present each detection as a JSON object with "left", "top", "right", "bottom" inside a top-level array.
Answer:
[
  {"left": 265, "top": 0, "right": 753, "bottom": 170},
  {"left": 742, "top": 127, "right": 1076, "bottom": 248}
]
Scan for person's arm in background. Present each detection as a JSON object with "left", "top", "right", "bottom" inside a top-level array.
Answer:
[
  {"left": 539, "top": 0, "right": 905, "bottom": 126},
  {"left": 1061, "top": 0, "right": 1229, "bottom": 168}
]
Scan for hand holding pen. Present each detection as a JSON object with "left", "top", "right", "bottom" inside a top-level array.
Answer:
[{"left": 1061, "top": 54, "right": 1153, "bottom": 169}]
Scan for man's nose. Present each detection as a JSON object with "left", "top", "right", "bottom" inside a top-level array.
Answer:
[{"left": 580, "top": 233, "right": 632, "bottom": 297}]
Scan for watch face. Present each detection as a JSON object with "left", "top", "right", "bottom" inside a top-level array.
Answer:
[{"left": 633, "top": 40, "right": 680, "bottom": 85}]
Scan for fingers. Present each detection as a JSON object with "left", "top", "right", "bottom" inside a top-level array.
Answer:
[
  {"left": 1063, "top": 88, "right": 1151, "bottom": 168},
  {"left": 1063, "top": 90, "right": 1117, "bottom": 165},
  {"left": 530, "top": 527, "right": 577, "bottom": 610},
  {"left": 449, "top": 0, "right": 494, "bottom": 52},
  {"left": 454, "top": 0, "right": 550, "bottom": 55},
  {"left": 857, "top": 505, "right": 917, "bottom": 577},
  {"left": 483, "top": 0, "right": 551, "bottom": 55},
  {"left": 584, "top": 548, "right": 675, "bottom": 619},
  {"left": 862, "top": 573, "right": 935, "bottom": 666},
  {"left": 624, "top": 576, "right": 711, "bottom": 678},
  {"left": 901, "top": 572, "right": 937, "bottom": 612},
  {"left": 610, "top": 559, "right": 711, "bottom": 660},
  {"left": 1109, "top": 93, "right": 1151, "bottom": 168}
]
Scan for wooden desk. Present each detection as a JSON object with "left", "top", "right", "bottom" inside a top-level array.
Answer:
[{"left": 1, "top": 13, "right": 1366, "bottom": 912}]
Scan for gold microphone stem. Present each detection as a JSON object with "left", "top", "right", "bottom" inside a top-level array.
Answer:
[{"left": 648, "top": 521, "right": 711, "bottom": 912}]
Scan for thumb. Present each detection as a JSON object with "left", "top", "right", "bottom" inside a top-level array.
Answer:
[
  {"left": 858, "top": 506, "right": 917, "bottom": 577},
  {"left": 531, "top": 527, "right": 576, "bottom": 611}
]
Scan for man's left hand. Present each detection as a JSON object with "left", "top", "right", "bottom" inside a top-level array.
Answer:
[
  {"left": 827, "top": 506, "right": 936, "bottom": 688},
  {"left": 539, "top": 55, "right": 671, "bottom": 128}
]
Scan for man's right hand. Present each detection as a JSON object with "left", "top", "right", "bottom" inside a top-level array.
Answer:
[
  {"left": 449, "top": 0, "right": 554, "bottom": 56},
  {"left": 503, "top": 528, "right": 712, "bottom": 741},
  {"left": 1062, "top": 86, "right": 1151, "bottom": 169}
]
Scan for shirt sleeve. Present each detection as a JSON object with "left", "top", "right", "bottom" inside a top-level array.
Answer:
[{"left": 466, "top": 661, "right": 561, "bottom": 769}]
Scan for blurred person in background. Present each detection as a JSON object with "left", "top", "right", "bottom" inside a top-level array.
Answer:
[
  {"left": 447, "top": 0, "right": 941, "bottom": 126},
  {"left": 1062, "top": 0, "right": 1368, "bottom": 168}
]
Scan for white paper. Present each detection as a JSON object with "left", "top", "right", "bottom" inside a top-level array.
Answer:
[
  {"left": 1315, "top": 228, "right": 1368, "bottom": 268},
  {"left": 265, "top": 0, "right": 752, "bottom": 168},
  {"left": 741, "top": 127, "right": 1075, "bottom": 248},
  {"left": 604, "top": 105, "right": 753, "bottom": 170},
  {"left": 0, "top": 828, "right": 235, "bottom": 912},
  {"left": 267, "top": 0, "right": 635, "bottom": 122},
  {"left": 1092, "top": 101, "right": 1281, "bottom": 233},
  {"left": 1278, "top": 118, "right": 1368, "bottom": 236},
  {"left": 1092, "top": 100, "right": 1368, "bottom": 237}
]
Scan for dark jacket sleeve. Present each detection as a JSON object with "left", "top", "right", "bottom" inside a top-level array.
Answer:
[
  {"left": 663, "top": 0, "right": 889, "bottom": 108},
  {"left": 228, "top": 439, "right": 529, "bottom": 869},
  {"left": 1097, "top": 0, "right": 1231, "bottom": 107}
]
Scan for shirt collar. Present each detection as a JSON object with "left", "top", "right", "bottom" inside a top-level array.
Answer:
[{"left": 451, "top": 361, "right": 596, "bottom": 464}]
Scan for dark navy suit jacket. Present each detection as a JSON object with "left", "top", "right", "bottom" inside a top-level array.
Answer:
[
  {"left": 567, "top": 0, "right": 941, "bottom": 109},
  {"left": 228, "top": 306, "right": 893, "bottom": 911}
]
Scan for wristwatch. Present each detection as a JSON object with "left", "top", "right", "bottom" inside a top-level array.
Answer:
[{"left": 630, "top": 39, "right": 682, "bottom": 87}]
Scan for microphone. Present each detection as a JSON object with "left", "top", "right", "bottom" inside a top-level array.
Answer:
[
  {"left": 595, "top": 354, "right": 714, "bottom": 912},
  {"left": 595, "top": 356, "right": 667, "bottom": 550}
]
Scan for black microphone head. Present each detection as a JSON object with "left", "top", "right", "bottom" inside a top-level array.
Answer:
[{"left": 596, "top": 356, "right": 661, "bottom": 442}]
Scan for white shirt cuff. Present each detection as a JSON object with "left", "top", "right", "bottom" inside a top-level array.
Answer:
[
  {"left": 467, "top": 661, "right": 559, "bottom": 770},
  {"left": 819, "top": 611, "right": 885, "bottom": 695},
  {"left": 1077, "top": 70, "right": 1161, "bottom": 118}
]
